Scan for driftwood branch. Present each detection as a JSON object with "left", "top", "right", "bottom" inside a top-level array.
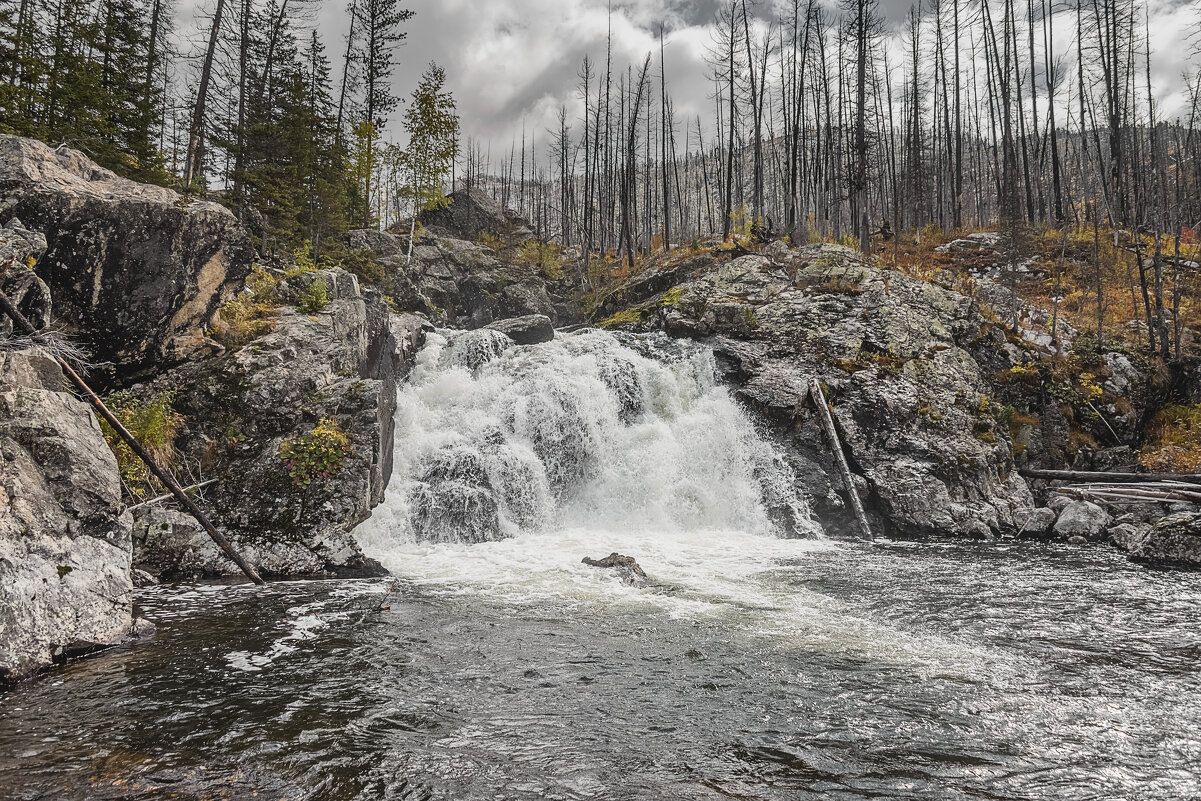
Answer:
[
  {"left": 809, "top": 380, "right": 873, "bottom": 541},
  {"left": 0, "top": 289, "right": 264, "bottom": 585},
  {"left": 125, "top": 479, "right": 219, "bottom": 512}
]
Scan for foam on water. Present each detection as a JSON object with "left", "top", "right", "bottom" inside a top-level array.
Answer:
[{"left": 354, "top": 329, "right": 1017, "bottom": 673}]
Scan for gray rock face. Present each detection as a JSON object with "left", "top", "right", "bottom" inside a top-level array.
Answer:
[
  {"left": 0, "top": 348, "right": 135, "bottom": 682},
  {"left": 485, "top": 314, "right": 555, "bottom": 345},
  {"left": 350, "top": 228, "right": 560, "bottom": 328},
  {"left": 0, "top": 135, "right": 254, "bottom": 386},
  {"left": 129, "top": 270, "right": 426, "bottom": 580},
  {"left": 1128, "top": 512, "right": 1201, "bottom": 568},
  {"left": 1018, "top": 507, "right": 1058, "bottom": 538},
  {"left": 604, "top": 243, "right": 1036, "bottom": 539},
  {"left": 1052, "top": 500, "right": 1113, "bottom": 541},
  {"left": 0, "top": 219, "right": 50, "bottom": 336},
  {"left": 417, "top": 187, "right": 534, "bottom": 241}
]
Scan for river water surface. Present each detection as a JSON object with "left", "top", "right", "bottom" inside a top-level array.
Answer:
[
  {"left": 1, "top": 542, "right": 1199, "bottom": 800},
  {"left": 2, "top": 330, "right": 1199, "bottom": 800}
]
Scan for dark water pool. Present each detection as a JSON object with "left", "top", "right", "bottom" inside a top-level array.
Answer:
[{"left": 1, "top": 539, "right": 1199, "bottom": 800}]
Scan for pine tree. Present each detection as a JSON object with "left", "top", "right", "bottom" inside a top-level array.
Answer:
[{"left": 395, "top": 61, "right": 459, "bottom": 261}]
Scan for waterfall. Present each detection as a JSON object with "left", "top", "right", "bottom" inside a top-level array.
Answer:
[{"left": 359, "top": 328, "right": 820, "bottom": 548}]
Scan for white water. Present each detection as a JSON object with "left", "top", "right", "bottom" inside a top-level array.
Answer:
[{"left": 356, "top": 329, "right": 833, "bottom": 604}]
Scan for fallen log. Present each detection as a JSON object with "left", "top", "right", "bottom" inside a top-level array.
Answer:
[
  {"left": 1020, "top": 468, "right": 1201, "bottom": 486},
  {"left": 809, "top": 380, "right": 873, "bottom": 542},
  {"left": 0, "top": 288, "right": 265, "bottom": 585}
]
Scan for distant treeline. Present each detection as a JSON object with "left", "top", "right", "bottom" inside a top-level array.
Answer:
[{"left": 461, "top": 0, "right": 1200, "bottom": 262}]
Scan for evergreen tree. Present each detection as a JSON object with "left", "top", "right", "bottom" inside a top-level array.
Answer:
[{"left": 394, "top": 61, "right": 459, "bottom": 261}]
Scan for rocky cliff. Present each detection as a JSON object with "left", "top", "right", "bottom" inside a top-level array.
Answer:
[
  {"left": 128, "top": 269, "right": 427, "bottom": 580},
  {"left": 0, "top": 348, "right": 144, "bottom": 681},
  {"left": 0, "top": 136, "right": 254, "bottom": 388},
  {"left": 595, "top": 242, "right": 1041, "bottom": 538}
]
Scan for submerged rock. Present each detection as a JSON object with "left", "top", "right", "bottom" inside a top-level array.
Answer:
[
  {"left": 0, "top": 348, "right": 136, "bottom": 681},
  {"left": 0, "top": 135, "right": 254, "bottom": 386},
  {"left": 582, "top": 552, "right": 647, "bottom": 584},
  {"left": 1128, "top": 512, "right": 1201, "bottom": 569}
]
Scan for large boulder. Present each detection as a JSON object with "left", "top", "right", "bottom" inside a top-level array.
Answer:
[
  {"left": 129, "top": 269, "right": 427, "bottom": 580},
  {"left": 417, "top": 187, "right": 534, "bottom": 241},
  {"left": 1052, "top": 500, "right": 1113, "bottom": 541},
  {"left": 1128, "top": 512, "right": 1201, "bottom": 569},
  {"left": 350, "top": 228, "right": 559, "bottom": 328},
  {"left": 485, "top": 314, "right": 554, "bottom": 345},
  {"left": 0, "top": 135, "right": 254, "bottom": 386},
  {"left": 597, "top": 244, "right": 1036, "bottom": 539},
  {"left": 0, "top": 348, "right": 139, "bottom": 681}
]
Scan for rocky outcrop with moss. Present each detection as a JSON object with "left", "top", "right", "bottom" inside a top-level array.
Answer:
[
  {"left": 0, "top": 135, "right": 253, "bottom": 387},
  {"left": 127, "top": 268, "right": 428, "bottom": 580},
  {"left": 0, "top": 348, "right": 146, "bottom": 681},
  {"left": 597, "top": 242, "right": 1041, "bottom": 538}
]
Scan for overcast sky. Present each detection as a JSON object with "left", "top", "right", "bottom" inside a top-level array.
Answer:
[{"left": 181, "top": 0, "right": 1199, "bottom": 162}]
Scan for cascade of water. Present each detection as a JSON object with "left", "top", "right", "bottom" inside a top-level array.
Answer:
[{"left": 359, "top": 328, "right": 820, "bottom": 547}]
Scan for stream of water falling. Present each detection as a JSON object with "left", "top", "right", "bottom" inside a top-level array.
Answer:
[{"left": 1, "top": 331, "right": 1199, "bottom": 800}]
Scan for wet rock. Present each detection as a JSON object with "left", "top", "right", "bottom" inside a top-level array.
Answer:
[
  {"left": 1128, "top": 512, "right": 1201, "bottom": 569},
  {"left": 1018, "top": 507, "right": 1058, "bottom": 539},
  {"left": 583, "top": 552, "right": 647, "bottom": 584},
  {"left": 1106, "top": 522, "right": 1148, "bottom": 552},
  {"left": 129, "top": 270, "right": 425, "bottom": 579},
  {"left": 485, "top": 314, "right": 555, "bottom": 345},
  {"left": 1052, "top": 500, "right": 1112, "bottom": 541},
  {"left": 0, "top": 136, "right": 254, "bottom": 387},
  {"left": 0, "top": 347, "right": 134, "bottom": 682},
  {"left": 605, "top": 243, "right": 1035, "bottom": 539}
]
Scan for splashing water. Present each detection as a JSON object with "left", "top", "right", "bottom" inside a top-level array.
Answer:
[{"left": 356, "top": 328, "right": 825, "bottom": 610}]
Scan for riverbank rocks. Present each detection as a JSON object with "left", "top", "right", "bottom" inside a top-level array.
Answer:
[
  {"left": 0, "top": 348, "right": 139, "bottom": 682},
  {"left": 485, "top": 314, "right": 554, "bottom": 345},
  {"left": 1052, "top": 500, "right": 1113, "bottom": 541},
  {"left": 1127, "top": 512, "right": 1201, "bottom": 568},
  {"left": 0, "top": 135, "right": 254, "bottom": 387},
  {"left": 127, "top": 269, "right": 427, "bottom": 580},
  {"left": 597, "top": 243, "right": 1036, "bottom": 539}
]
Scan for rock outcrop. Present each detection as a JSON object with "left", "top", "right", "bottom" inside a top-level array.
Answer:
[
  {"left": 349, "top": 227, "right": 563, "bottom": 328},
  {"left": 598, "top": 243, "right": 1036, "bottom": 538},
  {"left": 0, "top": 135, "right": 254, "bottom": 386},
  {"left": 0, "top": 348, "right": 140, "bottom": 681},
  {"left": 417, "top": 187, "right": 534, "bottom": 241},
  {"left": 1127, "top": 512, "right": 1201, "bottom": 568},
  {"left": 129, "top": 269, "right": 427, "bottom": 580}
]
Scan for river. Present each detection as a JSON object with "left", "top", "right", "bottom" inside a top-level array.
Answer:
[{"left": 1, "top": 330, "right": 1198, "bottom": 800}]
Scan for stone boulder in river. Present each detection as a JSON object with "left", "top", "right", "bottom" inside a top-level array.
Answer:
[
  {"left": 0, "top": 135, "right": 254, "bottom": 387},
  {"left": 485, "top": 314, "right": 555, "bottom": 345},
  {"left": 0, "top": 348, "right": 141, "bottom": 681},
  {"left": 596, "top": 244, "right": 1036, "bottom": 539},
  {"left": 1127, "top": 512, "right": 1201, "bottom": 569}
]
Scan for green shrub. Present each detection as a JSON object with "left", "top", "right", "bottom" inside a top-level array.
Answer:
[
  {"left": 297, "top": 278, "right": 330, "bottom": 313},
  {"left": 279, "top": 418, "right": 351, "bottom": 490},
  {"left": 99, "top": 392, "right": 184, "bottom": 498}
]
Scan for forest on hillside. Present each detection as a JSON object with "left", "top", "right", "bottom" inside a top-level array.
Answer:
[{"left": 1, "top": 0, "right": 1199, "bottom": 358}]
